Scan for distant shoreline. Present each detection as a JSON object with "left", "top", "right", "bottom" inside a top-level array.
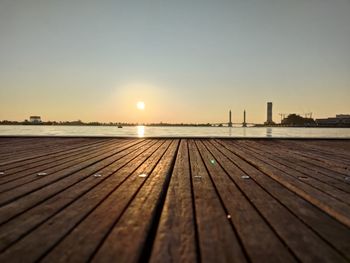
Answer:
[
  {"left": 0, "top": 122, "right": 212, "bottom": 127},
  {"left": 1, "top": 124, "right": 350, "bottom": 128}
]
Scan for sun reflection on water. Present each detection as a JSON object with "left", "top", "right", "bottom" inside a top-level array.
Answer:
[{"left": 137, "top": 126, "right": 145, "bottom": 137}]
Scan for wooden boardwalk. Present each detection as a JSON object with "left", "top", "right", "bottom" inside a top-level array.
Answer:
[{"left": 0, "top": 137, "right": 349, "bottom": 263}]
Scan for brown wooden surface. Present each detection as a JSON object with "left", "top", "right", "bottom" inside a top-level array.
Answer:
[{"left": 0, "top": 138, "right": 349, "bottom": 263}]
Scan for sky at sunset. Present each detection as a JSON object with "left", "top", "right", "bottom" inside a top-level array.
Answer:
[{"left": 0, "top": 0, "right": 349, "bottom": 124}]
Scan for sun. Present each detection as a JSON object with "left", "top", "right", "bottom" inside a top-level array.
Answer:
[{"left": 137, "top": 101, "right": 145, "bottom": 110}]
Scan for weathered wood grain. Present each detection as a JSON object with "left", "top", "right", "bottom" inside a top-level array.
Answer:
[
  {"left": 211, "top": 139, "right": 350, "bottom": 261},
  {"left": 91, "top": 140, "right": 179, "bottom": 263},
  {"left": 220, "top": 140, "right": 350, "bottom": 228},
  {"left": 187, "top": 139, "right": 247, "bottom": 263},
  {"left": 0, "top": 140, "right": 157, "bottom": 252},
  {"left": 150, "top": 140, "right": 197, "bottom": 263},
  {"left": 0, "top": 138, "right": 349, "bottom": 263}
]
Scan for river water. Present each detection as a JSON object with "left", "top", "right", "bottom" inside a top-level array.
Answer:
[{"left": 0, "top": 125, "right": 349, "bottom": 138}]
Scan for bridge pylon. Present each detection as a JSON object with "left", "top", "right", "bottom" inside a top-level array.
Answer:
[
  {"left": 242, "top": 110, "right": 247, "bottom": 127},
  {"left": 228, "top": 110, "right": 233, "bottom": 127}
]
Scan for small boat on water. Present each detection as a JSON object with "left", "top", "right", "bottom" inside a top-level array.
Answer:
[{"left": 118, "top": 125, "right": 123, "bottom": 128}]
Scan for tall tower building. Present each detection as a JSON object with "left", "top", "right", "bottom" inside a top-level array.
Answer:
[
  {"left": 266, "top": 102, "right": 273, "bottom": 124},
  {"left": 229, "top": 110, "right": 232, "bottom": 127}
]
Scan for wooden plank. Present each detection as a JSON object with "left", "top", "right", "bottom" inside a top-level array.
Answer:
[
  {"left": 207, "top": 140, "right": 349, "bottom": 262},
  {"left": 243, "top": 140, "right": 350, "bottom": 178},
  {"left": 186, "top": 139, "right": 247, "bottom": 263},
  {"left": 37, "top": 140, "right": 171, "bottom": 262},
  {"left": 239, "top": 140, "right": 350, "bottom": 192},
  {"left": 0, "top": 138, "right": 103, "bottom": 166},
  {"left": 0, "top": 138, "right": 91, "bottom": 160},
  {"left": 0, "top": 139, "right": 119, "bottom": 186},
  {"left": 0, "top": 140, "right": 112, "bottom": 184},
  {"left": 0, "top": 139, "right": 126, "bottom": 190},
  {"left": 280, "top": 149, "right": 350, "bottom": 177},
  {"left": 286, "top": 140, "right": 350, "bottom": 159},
  {"left": 0, "top": 139, "right": 159, "bottom": 252},
  {"left": 0, "top": 138, "right": 34, "bottom": 147},
  {"left": 0, "top": 138, "right": 112, "bottom": 173},
  {"left": 305, "top": 140, "right": 350, "bottom": 153},
  {"left": 212, "top": 139, "right": 350, "bottom": 260},
  {"left": 0, "top": 139, "right": 146, "bottom": 224},
  {"left": 236, "top": 140, "right": 350, "bottom": 196},
  {"left": 33, "top": 141, "right": 171, "bottom": 262},
  {"left": 278, "top": 140, "right": 350, "bottom": 158},
  {"left": 0, "top": 138, "right": 41, "bottom": 154},
  {"left": 244, "top": 140, "right": 350, "bottom": 180},
  {"left": 0, "top": 139, "right": 138, "bottom": 205},
  {"left": 0, "top": 138, "right": 349, "bottom": 263},
  {"left": 273, "top": 140, "right": 350, "bottom": 168},
  {"left": 88, "top": 140, "right": 179, "bottom": 263},
  {"left": 0, "top": 140, "right": 165, "bottom": 260},
  {"left": 149, "top": 139, "right": 197, "bottom": 263},
  {"left": 0, "top": 138, "right": 99, "bottom": 165},
  {"left": 0, "top": 138, "right": 66, "bottom": 152},
  {"left": 196, "top": 140, "right": 297, "bottom": 263},
  {"left": 219, "top": 140, "right": 350, "bottom": 228}
]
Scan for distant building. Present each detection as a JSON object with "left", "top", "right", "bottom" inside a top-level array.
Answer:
[
  {"left": 265, "top": 102, "right": 274, "bottom": 125},
  {"left": 29, "top": 116, "right": 42, "bottom": 123},
  {"left": 316, "top": 115, "right": 350, "bottom": 126}
]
